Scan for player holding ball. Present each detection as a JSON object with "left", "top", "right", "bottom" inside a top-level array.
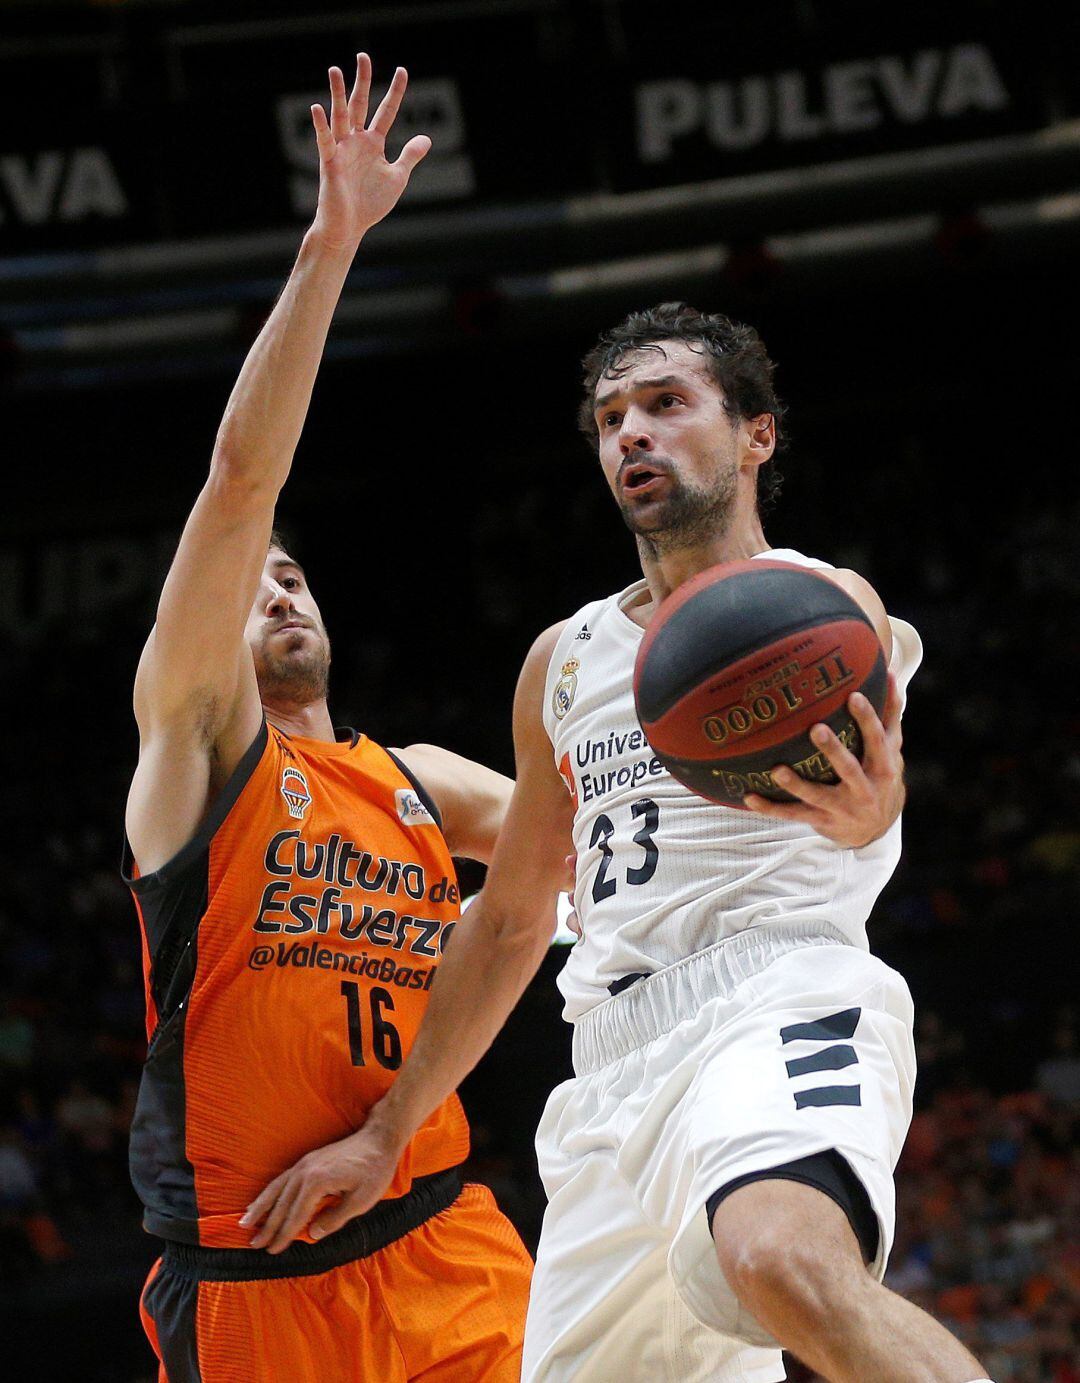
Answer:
[
  {"left": 633, "top": 555, "right": 893, "bottom": 807},
  {"left": 252, "top": 302, "right": 994, "bottom": 1381}
]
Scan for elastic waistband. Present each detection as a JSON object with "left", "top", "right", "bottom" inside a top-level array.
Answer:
[
  {"left": 159, "top": 1167, "right": 463, "bottom": 1282},
  {"left": 573, "top": 921, "right": 851, "bottom": 1075}
]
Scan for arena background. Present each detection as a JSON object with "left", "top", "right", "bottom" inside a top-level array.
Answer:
[{"left": 1, "top": 1, "right": 1077, "bottom": 1378}]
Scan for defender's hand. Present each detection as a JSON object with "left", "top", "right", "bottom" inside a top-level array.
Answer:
[
  {"left": 743, "top": 673, "right": 905, "bottom": 849},
  {"left": 241, "top": 1113, "right": 404, "bottom": 1253},
  {"left": 311, "top": 54, "right": 431, "bottom": 250}
]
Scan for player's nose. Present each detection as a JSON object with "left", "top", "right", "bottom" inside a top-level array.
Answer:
[
  {"left": 619, "top": 412, "right": 653, "bottom": 455},
  {"left": 263, "top": 580, "right": 294, "bottom": 616}
]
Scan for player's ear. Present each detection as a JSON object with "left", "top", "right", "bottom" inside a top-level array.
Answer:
[{"left": 743, "top": 413, "right": 776, "bottom": 467}]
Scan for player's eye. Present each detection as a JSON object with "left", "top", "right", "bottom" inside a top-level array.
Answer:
[
  {"left": 601, "top": 412, "right": 622, "bottom": 428},
  {"left": 282, "top": 576, "right": 300, "bottom": 590},
  {"left": 658, "top": 394, "right": 680, "bottom": 408}
]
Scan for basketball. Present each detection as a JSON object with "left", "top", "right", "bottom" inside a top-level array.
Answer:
[{"left": 633, "top": 559, "right": 888, "bottom": 807}]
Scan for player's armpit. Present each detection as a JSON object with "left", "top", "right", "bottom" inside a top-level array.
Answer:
[
  {"left": 389, "top": 744, "right": 513, "bottom": 864},
  {"left": 126, "top": 671, "right": 263, "bottom": 876}
]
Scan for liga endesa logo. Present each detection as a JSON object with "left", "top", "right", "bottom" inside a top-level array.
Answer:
[{"left": 395, "top": 788, "right": 436, "bottom": 827}]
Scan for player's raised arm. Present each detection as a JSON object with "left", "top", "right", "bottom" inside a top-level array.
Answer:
[
  {"left": 127, "top": 58, "right": 430, "bottom": 871},
  {"left": 242, "top": 623, "right": 574, "bottom": 1251}
]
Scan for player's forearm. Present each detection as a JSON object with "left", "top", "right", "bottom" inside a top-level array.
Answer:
[
  {"left": 368, "top": 898, "right": 552, "bottom": 1153},
  {"left": 210, "top": 227, "right": 358, "bottom": 493}
]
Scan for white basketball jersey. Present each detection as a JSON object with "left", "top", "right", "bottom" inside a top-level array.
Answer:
[{"left": 543, "top": 549, "right": 923, "bottom": 1022}]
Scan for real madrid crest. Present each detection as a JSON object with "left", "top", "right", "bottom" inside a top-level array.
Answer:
[{"left": 552, "top": 656, "right": 580, "bottom": 721}]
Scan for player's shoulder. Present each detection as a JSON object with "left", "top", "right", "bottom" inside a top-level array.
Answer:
[
  {"left": 518, "top": 582, "right": 632, "bottom": 712},
  {"left": 824, "top": 566, "right": 885, "bottom": 612},
  {"left": 525, "top": 585, "right": 628, "bottom": 668},
  {"left": 521, "top": 601, "right": 604, "bottom": 678},
  {"left": 766, "top": 546, "right": 878, "bottom": 601},
  {"left": 388, "top": 743, "right": 513, "bottom": 861},
  {"left": 389, "top": 741, "right": 506, "bottom": 798},
  {"left": 812, "top": 565, "right": 892, "bottom": 662},
  {"left": 513, "top": 617, "right": 578, "bottom": 736},
  {"left": 524, "top": 618, "right": 571, "bottom": 670},
  {"left": 765, "top": 548, "right": 892, "bottom": 657}
]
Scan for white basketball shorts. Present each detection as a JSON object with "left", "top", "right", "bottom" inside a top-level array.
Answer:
[{"left": 521, "top": 922, "right": 916, "bottom": 1381}]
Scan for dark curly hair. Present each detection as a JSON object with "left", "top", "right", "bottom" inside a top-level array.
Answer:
[
  {"left": 578, "top": 302, "right": 787, "bottom": 513},
  {"left": 268, "top": 524, "right": 298, "bottom": 558}
]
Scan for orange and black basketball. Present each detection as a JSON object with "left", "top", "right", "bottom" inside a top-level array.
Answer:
[{"left": 633, "top": 559, "right": 887, "bottom": 807}]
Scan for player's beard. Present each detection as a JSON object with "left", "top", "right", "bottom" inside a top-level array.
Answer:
[
  {"left": 619, "top": 460, "right": 739, "bottom": 559},
  {"left": 254, "top": 626, "right": 331, "bottom": 706}
]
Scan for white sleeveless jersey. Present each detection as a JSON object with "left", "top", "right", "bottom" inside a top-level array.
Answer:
[{"left": 543, "top": 549, "right": 923, "bottom": 1022}]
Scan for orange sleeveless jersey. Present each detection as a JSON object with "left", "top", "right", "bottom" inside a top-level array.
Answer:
[{"left": 123, "top": 723, "right": 469, "bottom": 1249}]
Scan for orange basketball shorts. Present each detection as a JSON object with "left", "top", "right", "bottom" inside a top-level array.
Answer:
[{"left": 140, "top": 1182, "right": 532, "bottom": 1382}]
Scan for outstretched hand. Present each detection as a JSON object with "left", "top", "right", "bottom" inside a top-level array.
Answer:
[
  {"left": 311, "top": 54, "right": 431, "bottom": 250},
  {"left": 240, "top": 1111, "right": 404, "bottom": 1254},
  {"left": 743, "top": 672, "right": 905, "bottom": 849}
]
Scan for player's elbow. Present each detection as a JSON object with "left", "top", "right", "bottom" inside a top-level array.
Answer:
[
  {"left": 458, "top": 801, "right": 511, "bottom": 865},
  {"left": 438, "top": 786, "right": 509, "bottom": 865},
  {"left": 207, "top": 444, "right": 282, "bottom": 504}
]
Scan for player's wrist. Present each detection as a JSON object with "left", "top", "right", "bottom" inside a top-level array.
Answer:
[
  {"left": 302, "top": 220, "right": 366, "bottom": 265},
  {"left": 361, "top": 1088, "right": 418, "bottom": 1158}
]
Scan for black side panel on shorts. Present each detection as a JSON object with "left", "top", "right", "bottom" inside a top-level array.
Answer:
[
  {"left": 143, "top": 1265, "right": 203, "bottom": 1383},
  {"left": 706, "top": 1148, "right": 880, "bottom": 1264}
]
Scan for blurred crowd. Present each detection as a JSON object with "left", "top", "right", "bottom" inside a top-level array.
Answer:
[
  {"left": 888, "top": 1058, "right": 1080, "bottom": 1383},
  {"left": 0, "top": 812, "right": 145, "bottom": 1284}
]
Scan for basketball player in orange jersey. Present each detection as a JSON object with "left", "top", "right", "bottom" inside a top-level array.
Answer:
[
  {"left": 123, "top": 58, "right": 532, "bottom": 1382},
  {"left": 246, "top": 306, "right": 994, "bottom": 1382}
]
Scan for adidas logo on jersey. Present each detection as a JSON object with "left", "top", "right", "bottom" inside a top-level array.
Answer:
[
  {"left": 575, "top": 623, "right": 591, "bottom": 640},
  {"left": 395, "top": 788, "right": 436, "bottom": 827},
  {"left": 280, "top": 767, "right": 312, "bottom": 820}
]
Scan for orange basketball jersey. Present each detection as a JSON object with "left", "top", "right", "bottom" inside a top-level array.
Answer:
[{"left": 123, "top": 722, "right": 469, "bottom": 1249}]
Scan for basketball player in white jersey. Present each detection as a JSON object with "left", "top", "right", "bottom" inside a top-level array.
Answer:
[{"left": 253, "top": 304, "right": 992, "bottom": 1381}]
